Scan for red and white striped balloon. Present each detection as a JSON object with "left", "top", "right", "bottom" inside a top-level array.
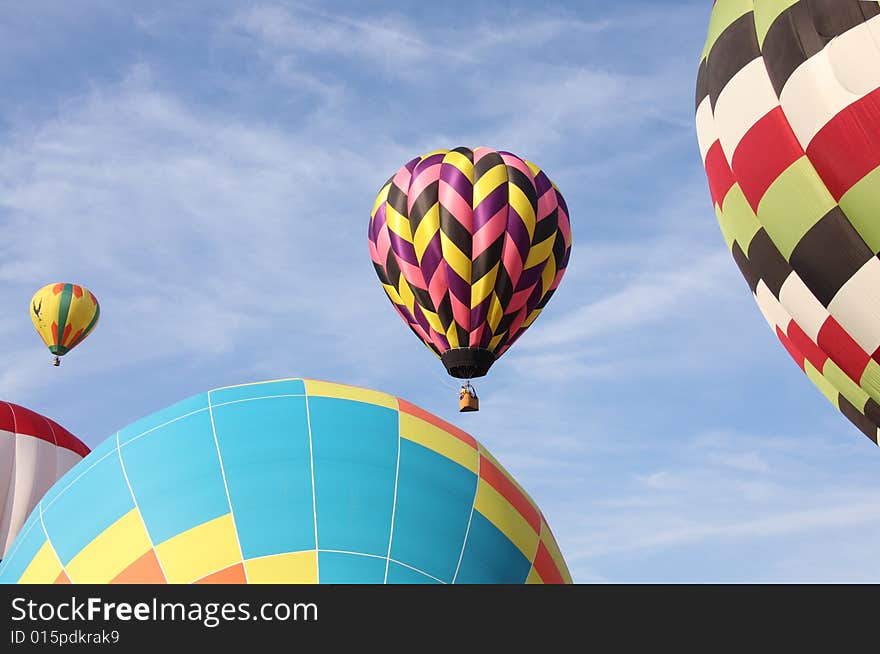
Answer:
[{"left": 0, "top": 402, "right": 90, "bottom": 558}]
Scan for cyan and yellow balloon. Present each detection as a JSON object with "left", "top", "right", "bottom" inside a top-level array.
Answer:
[
  {"left": 0, "top": 378, "right": 571, "bottom": 584},
  {"left": 30, "top": 283, "right": 100, "bottom": 363}
]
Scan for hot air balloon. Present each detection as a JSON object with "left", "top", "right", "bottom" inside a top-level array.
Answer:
[
  {"left": 368, "top": 147, "right": 572, "bottom": 411},
  {"left": 0, "top": 378, "right": 571, "bottom": 584},
  {"left": 696, "top": 2, "right": 880, "bottom": 444},
  {"left": 30, "top": 283, "right": 100, "bottom": 366},
  {"left": 0, "top": 402, "right": 90, "bottom": 559}
]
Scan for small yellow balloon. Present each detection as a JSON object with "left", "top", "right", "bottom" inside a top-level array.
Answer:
[{"left": 30, "top": 283, "right": 100, "bottom": 361}]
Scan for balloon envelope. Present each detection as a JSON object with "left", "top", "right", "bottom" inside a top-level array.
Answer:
[
  {"left": 30, "top": 283, "right": 100, "bottom": 358},
  {"left": 696, "top": 1, "right": 880, "bottom": 444},
  {"left": 369, "top": 147, "right": 572, "bottom": 379},
  {"left": 0, "top": 402, "right": 90, "bottom": 558},
  {"left": 0, "top": 378, "right": 571, "bottom": 584}
]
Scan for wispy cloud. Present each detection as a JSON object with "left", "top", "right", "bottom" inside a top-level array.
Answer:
[
  {"left": 2, "top": 0, "right": 871, "bottom": 584},
  {"left": 552, "top": 424, "right": 880, "bottom": 581}
]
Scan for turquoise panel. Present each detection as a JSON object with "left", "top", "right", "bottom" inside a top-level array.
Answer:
[
  {"left": 390, "top": 439, "right": 476, "bottom": 583},
  {"left": 84, "top": 432, "right": 120, "bottom": 459},
  {"left": 318, "top": 551, "right": 386, "bottom": 583},
  {"left": 210, "top": 380, "right": 305, "bottom": 406},
  {"left": 121, "top": 410, "right": 228, "bottom": 544},
  {"left": 41, "top": 449, "right": 134, "bottom": 565},
  {"left": 213, "top": 396, "right": 315, "bottom": 558},
  {"left": 118, "top": 393, "right": 208, "bottom": 446},
  {"left": 453, "top": 512, "right": 531, "bottom": 584},
  {"left": 386, "top": 561, "right": 441, "bottom": 584},
  {"left": 310, "top": 397, "right": 398, "bottom": 556},
  {"left": 0, "top": 512, "right": 46, "bottom": 582},
  {"left": 39, "top": 440, "right": 115, "bottom": 509}
]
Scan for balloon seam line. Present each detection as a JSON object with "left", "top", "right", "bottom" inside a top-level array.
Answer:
[
  {"left": 117, "top": 430, "right": 169, "bottom": 583},
  {"left": 383, "top": 412, "right": 402, "bottom": 584},
  {"left": 304, "top": 394, "right": 320, "bottom": 584},
  {"left": 206, "top": 391, "right": 249, "bottom": 583},
  {"left": 38, "top": 501, "right": 69, "bottom": 583},
  {"left": 451, "top": 453, "right": 480, "bottom": 584}
]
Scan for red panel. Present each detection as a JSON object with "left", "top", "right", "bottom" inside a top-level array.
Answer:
[
  {"left": 807, "top": 88, "right": 880, "bottom": 201},
  {"left": 111, "top": 550, "right": 166, "bottom": 584},
  {"left": 533, "top": 540, "right": 565, "bottom": 585},
  {"left": 817, "top": 317, "right": 871, "bottom": 383},
  {"left": 732, "top": 107, "right": 804, "bottom": 212},
  {"left": 72, "top": 285, "right": 83, "bottom": 298},
  {"left": 786, "top": 320, "right": 829, "bottom": 372},
  {"left": 52, "top": 283, "right": 64, "bottom": 295},
  {"left": 479, "top": 454, "right": 541, "bottom": 533},
  {"left": 0, "top": 402, "right": 90, "bottom": 456},
  {"left": 46, "top": 418, "right": 91, "bottom": 457},
  {"left": 704, "top": 140, "right": 735, "bottom": 207},
  {"left": 195, "top": 563, "right": 246, "bottom": 584},
  {"left": 777, "top": 326, "right": 806, "bottom": 371},
  {"left": 8, "top": 403, "right": 55, "bottom": 445},
  {"left": 397, "top": 399, "right": 477, "bottom": 448},
  {"left": 0, "top": 402, "right": 14, "bottom": 433}
]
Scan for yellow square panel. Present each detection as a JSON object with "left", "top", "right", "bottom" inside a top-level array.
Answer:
[
  {"left": 399, "top": 413, "right": 479, "bottom": 474},
  {"left": 304, "top": 380, "right": 398, "bottom": 410},
  {"left": 156, "top": 514, "right": 241, "bottom": 584},
  {"left": 245, "top": 551, "right": 318, "bottom": 584},
  {"left": 18, "top": 541, "right": 63, "bottom": 584},
  {"left": 66, "top": 508, "right": 152, "bottom": 583}
]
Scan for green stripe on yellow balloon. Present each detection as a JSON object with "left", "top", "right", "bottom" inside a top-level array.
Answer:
[{"left": 55, "top": 284, "right": 73, "bottom": 350}]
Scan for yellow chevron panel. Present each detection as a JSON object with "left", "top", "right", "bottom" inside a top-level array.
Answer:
[
  {"left": 487, "top": 293, "right": 504, "bottom": 332},
  {"left": 413, "top": 204, "right": 441, "bottom": 261},
  {"left": 471, "top": 263, "right": 500, "bottom": 308},
  {"left": 385, "top": 205, "right": 414, "bottom": 242},
  {"left": 524, "top": 234, "right": 555, "bottom": 269},
  {"left": 439, "top": 232, "right": 472, "bottom": 283},
  {"left": 474, "top": 163, "right": 508, "bottom": 206},
  {"left": 371, "top": 182, "right": 391, "bottom": 218},
  {"left": 508, "top": 183, "right": 537, "bottom": 239},
  {"left": 443, "top": 151, "right": 474, "bottom": 183}
]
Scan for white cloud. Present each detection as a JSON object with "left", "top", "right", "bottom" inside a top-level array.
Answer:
[
  {"left": 3, "top": 1, "right": 871, "bottom": 584},
  {"left": 228, "top": 3, "right": 447, "bottom": 73}
]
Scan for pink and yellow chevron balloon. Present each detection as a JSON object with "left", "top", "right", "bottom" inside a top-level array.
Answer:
[{"left": 368, "top": 147, "right": 572, "bottom": 380}]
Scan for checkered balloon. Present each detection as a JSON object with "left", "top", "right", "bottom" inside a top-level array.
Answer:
[{"left": 696, "top": 1, "right": 880, "bottom": 444}]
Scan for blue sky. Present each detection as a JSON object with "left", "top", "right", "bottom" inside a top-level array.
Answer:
[{"left": 2, "top": 0, "right": 880, "bottom": 583}]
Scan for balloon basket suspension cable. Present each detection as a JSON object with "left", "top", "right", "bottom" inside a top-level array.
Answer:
[{"left": 459, "top": 380, "right": 479, "bottom": 413}]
